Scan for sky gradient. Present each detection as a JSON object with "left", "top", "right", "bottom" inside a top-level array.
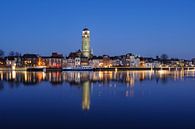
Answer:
[{"left": 0, "top": 0, "right": 195, "bottom": 59}]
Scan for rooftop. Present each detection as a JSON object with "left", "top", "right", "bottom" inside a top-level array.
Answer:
[{"left": 83, "top": 28, "right": 89, "bottom": 31}]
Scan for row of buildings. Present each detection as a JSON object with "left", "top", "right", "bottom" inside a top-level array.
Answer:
[
  {"left": 0, "top": 52, "right": 195, "bottom": 69},
  {"left": 0, "top": 28, "right": 195, "bottom": 69}
]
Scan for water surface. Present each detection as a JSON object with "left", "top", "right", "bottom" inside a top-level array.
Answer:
[{"left": 0, "top": 71, "right": 195, "bottom": 129}]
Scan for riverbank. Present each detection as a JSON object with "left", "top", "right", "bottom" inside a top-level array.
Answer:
[
  {"left": 0, "top": 67, "right": 195, "bottom": 72},
  {"left": 93, "top": 67, "right": 195, "bottom": 71},
  {"left": 0, "top": 67, "right": 27, "bottom": 71}
]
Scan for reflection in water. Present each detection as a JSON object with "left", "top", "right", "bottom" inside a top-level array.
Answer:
[
  {"left": 82, "top": 81, "right": 90, "bottom": 111},
  {"left": 0, "top": 70, "right": 194, "bottom": 110},
  {"left": 0, "top": 70, "right": 195, "bottom": 87}
]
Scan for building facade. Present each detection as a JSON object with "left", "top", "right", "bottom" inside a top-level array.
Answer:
[
  {"left": 192, "top": 58, "right": 195, "bottom": 65},
  {"left": 42, "top": 53, "right": 64, "bottom": 68},
  {"left": 22, "top": 54, "right": 38, "bottom": 67},
  {"left": 82, "top": 28, "right": 91, "bottom": 58}
]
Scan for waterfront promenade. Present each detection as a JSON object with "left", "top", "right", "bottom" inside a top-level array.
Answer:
[{"left": 0, "top": 67, "right": 195, "bottom": 72}]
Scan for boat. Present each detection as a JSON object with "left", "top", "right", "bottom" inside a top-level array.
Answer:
[{"left": 63, "top": 66, "right": 93, "bottom": 71}]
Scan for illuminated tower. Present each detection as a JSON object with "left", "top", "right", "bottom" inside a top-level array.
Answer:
[{"left": 82, "top": 28, "right": 91, "bottom": 58}]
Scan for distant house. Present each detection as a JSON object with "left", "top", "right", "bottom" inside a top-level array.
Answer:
[
  {"left": 169, "top": 58, "right": 180, "bottom": 67},
  {"left": 64, "top": 57, "right": 81, "bottom": 67},
  {"left": 64, "top": 57, "right": 75, "bottom": 67},
  {"left": 68, "top": 50, "right": 82, "bottom": 58},
  {"left": 22, "top": 54, "right": 38, "bottom": 67},
  {"left": 111, "top": 53, "right": 142, "bottom": 68},
  {"left": 110, "top": 56, "right": 121, "bottom": 67},
  {"left": 64, "top": 50, "right": 91, "bottom": 67},
  {"left": 139, "top": 57, "right": 145, "bottom": 68},
  {"left": 64, "top": 50, "right": 82, "bottom": 67},
  {"left": 134, "top": 57, "right": 140, "bottom": 68},
  {"left": 152, "top": 59, "right": 161, "bottom": 68},
  {"left": 75, "top": 57, "right": 81, "bottom": 67},
  {"left": 101, "top": 55, "right": 112, "bottom": 68},
  {"left": 80, "top": 57, "right": 89, "bottom": 66},
  {"left": 90, "top": 55, "right": 113, "bottom": 68},
  {"left": 42, "top": 53, "right": 64, "bottom": 68},
  {"left": 5, "top": 56, "right": 16, "bottom": 68},
  {"left": 184, "top": 60, "right": 193, "bottom": 67},
  {"left": 120, "top": 55, "right": 129, "bottom": 66},
  {"left": 192, "top": 58, "right": 195, "bottom": 65},
  {"left": 89, "top": 56, "right": 103, "bottom": 68},
  {"left": 143, "top": 57, "right": 155, "bottom": 68},
  {"left": 0, "top": 58, "right": 5, "bottom": 67},
  {"left": 5, "top": 56, "right": 22, "bottom": 68},
  {"left": 129, "top": 55, "right": 137, "bottom": 67}
]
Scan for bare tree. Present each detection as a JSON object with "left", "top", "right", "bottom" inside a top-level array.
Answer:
[
  {"left": 15, "top": 52, "right": 21, "bottom": 56},
  {"left": 8, "top": 51, "right": 21, "bottom": 57},
  {"left": 9, "top": 51, "right": 15, "bottom": 56},
  {"left": 0, "top": 49, "right": 4, "bottom": 58},
  {"left": 161, "top": 54, "right": 168, "bottom": 60}
]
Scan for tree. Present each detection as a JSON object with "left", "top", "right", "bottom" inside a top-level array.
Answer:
[
  {"left": 161, "top": 54, "right": 168, "bottom": 60},
  {"left": 9, "top": 51, "right": 15, "bottom": 56},
  {"left": 0, "top": 49, "right": 4, "bottom": 58},
  {"left": 8, "top": 51, "right": 21, "bottom": 56},
  {"left": 15, "top": 52, "right": 21, "bottom": 56}
]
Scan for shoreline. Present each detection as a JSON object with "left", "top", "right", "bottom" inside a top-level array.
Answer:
[{"left": 0, "top": 67, "right": 195, "bottom": 72}]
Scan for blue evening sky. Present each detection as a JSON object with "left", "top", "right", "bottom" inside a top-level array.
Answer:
[{"left": 0, "top": 0, "right": 194, "bottom": 59}]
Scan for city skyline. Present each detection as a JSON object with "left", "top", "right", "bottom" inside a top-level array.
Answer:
[
  {"left": 0, "top": 27, "right": 194, "bottom": 60},
  {"left": 0, "top": 0, "right": 195, "bottom": 59},
  {"left": 1, "top": 1, "right": 195, "bottom": 129}
]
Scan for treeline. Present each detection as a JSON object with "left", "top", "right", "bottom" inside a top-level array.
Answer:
[{"left": 0, "top": 49, "right": 21, "bottom": 58}]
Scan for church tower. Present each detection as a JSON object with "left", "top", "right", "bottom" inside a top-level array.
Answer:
[{"left": 82, "top": 28, "right": 91, "bottom": 58}]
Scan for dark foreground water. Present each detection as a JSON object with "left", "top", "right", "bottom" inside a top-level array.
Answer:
[{"left": 0, "top": 71, "right": 195, "bottom": 129}]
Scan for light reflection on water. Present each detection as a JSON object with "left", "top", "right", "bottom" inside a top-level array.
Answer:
[
  {"left": 0, "top": 71, "right": 195, "bottom": 129},
  {"left": 0, "top": 70, "right": 195, "bottom": 111},
  {"left": 0, "top": 70, "right": 194, "bottom": 86}
]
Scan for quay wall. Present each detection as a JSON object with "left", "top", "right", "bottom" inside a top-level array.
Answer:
[{"left": 0, "top": 67, "right": 194, "bottom": 72}]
